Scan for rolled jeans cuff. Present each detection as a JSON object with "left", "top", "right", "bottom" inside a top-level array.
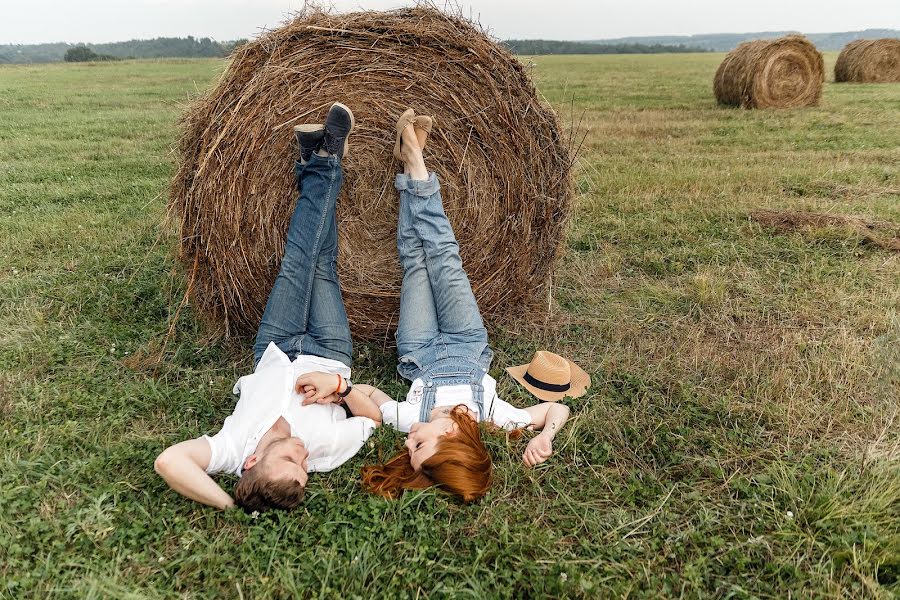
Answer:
[{"left": 395, "top": 172, "right": 440, "bottom": 197}]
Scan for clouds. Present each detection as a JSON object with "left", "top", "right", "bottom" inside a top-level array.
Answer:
[{"left": 1, "top": 0, "right": 898, "bottom": 45}]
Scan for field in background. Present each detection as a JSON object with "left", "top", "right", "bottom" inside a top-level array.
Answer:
[{"left": 0, "top": 54, "right": 897, "bottom": 598}]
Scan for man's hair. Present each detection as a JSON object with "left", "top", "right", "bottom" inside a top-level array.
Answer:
[
  {"left": 360, "top": 405, "right": 492, "bottom": 503},
  {"left": 233, "top": 466, "right": 305, "bottom": 513}
]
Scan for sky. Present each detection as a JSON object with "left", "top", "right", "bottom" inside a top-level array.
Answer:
[{"left": 1, "top": 0, "right": 898, "bottom": 45}]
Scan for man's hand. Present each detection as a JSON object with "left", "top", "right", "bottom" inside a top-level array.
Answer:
[
  {"left": 523, "top": 433, "right": 553, "bottom": 467},
  {"left": 295, "top": 371, "right": 343, "bottom": 405}
]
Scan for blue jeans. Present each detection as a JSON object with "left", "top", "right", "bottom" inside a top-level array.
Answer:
[
  {"left": 253, "top": 153, "right": 352, "bottom": 366},
  {"left": 394, "top": 172, "right": 492, "bottom": 382}
]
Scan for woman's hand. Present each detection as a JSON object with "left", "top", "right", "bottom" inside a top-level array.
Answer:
[
  {"left": 523, "top": 433, "right": 553, "bottom": 467},
  {"left": 295, "top": 371, "right": 343, "bottom": 405}
]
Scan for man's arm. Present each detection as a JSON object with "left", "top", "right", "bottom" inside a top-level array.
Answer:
[
  {"left": 295, "top": 372, "right": 387, "bottom": 423},
  {"left": 154, "top": 438, "right": 235, "bottom": 509}
]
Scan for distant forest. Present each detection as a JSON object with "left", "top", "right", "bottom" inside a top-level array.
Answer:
[
  {"left": 2, "top": 36, "right": 702, "bottom": 63},
  {"left": 504, "top": 40, "right": 705, "bottom": 54},
  {"left": 585, "top": 29, "right": 900, "bottom": 52},
  {"left": 0, "top": 37, "right": 246, "bottom": 64},
  {"left": 2, "top": 29, "right": 896, "bottom": 63}
]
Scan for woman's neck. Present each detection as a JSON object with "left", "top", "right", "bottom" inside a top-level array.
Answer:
[{"left": 428, "top": 405, "right": 474, "bottom": 422}]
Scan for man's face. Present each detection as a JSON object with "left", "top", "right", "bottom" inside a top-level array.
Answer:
[
  {"left": 405, "top": 417, "right": 456, "bottom": 471},
  {"left": 256, "top": 436, "right": 310, "bottom": 487}
]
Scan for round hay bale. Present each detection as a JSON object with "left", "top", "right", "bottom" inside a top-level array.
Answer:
[
  {"left": 169, "top": 7, "right": 573, "bottom": 341},
  {"left": 834, "top": 39, "right": 900, "bottom": 83},
  {"left": 713, "top": 35, "right": 824, "bottom": 108}
]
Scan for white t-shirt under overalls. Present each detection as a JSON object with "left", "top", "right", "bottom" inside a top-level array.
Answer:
[{"left": 379, "top": 373, "right": 532, "bottom": 433}]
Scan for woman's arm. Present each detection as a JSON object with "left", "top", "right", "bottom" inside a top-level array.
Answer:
[
  {"left": 521, "top": 402, "right": 571, "bottom": 467},
  {"left": 353, "top": 383, "right": 393, "bottom": 407},
  {"left": 341, "top": 384, "right": 384, "bottom": 423},
  {"left": 154, "top": 438, "right": 235, "bottom": 509}
]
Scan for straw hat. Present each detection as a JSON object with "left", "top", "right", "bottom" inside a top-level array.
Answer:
[{"left": 506, "top": 350, "right": 590, "bottom": 402}]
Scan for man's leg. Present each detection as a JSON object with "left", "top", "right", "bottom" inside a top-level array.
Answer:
[
  {"left": 302, "top": 165, "right": 353, "bottom": 365},
  {"left": 254, "top": 103, "right": 355, "bottom": 366},
  {"left": 253, "top": 153, "right": 347, "bottom": 365}
]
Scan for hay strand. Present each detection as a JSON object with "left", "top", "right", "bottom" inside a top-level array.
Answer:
[
  {"left": 834, "top": 39, "right": 900, "bottom": 83},
  {"left": 168, "top": 6, "right": 573, "bottom": 341},
  {"left": 713, "top": 35, "right": 824, "bottom": 109}
]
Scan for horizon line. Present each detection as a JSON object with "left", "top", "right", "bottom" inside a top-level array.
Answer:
[{"left": 2, "top": 27, "right": 898, "bottom": 47}]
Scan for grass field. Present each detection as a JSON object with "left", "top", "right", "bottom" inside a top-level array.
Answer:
[{"left": 1, "top": 53, "right": 898, "bottom": 598}]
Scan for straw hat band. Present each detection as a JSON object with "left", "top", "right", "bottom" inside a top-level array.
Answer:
[{"left": 523, "top": 371, "right": 571, "bottom": 392}]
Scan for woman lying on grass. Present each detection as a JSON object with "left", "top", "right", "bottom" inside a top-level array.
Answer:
[
  {"left": 154, "top": 103, "right": 384, "bottom": 512},
  {"left": 355, "top": 110, "right": 588, "bottom": 502}
]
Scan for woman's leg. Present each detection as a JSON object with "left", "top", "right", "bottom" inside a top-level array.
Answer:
[
  {"left": 395, "top": 179, "right": 441, "bottom": 369},
  {"left": 395, "top": 124, "right": 487, "bottom": 355},
  {"left": 253, "top": 152, "right": 352, "bottom": 366}
]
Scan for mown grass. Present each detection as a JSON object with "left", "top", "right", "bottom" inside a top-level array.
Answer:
[{"left": 1, "top": 54, "right": 898, "bottom": 598}]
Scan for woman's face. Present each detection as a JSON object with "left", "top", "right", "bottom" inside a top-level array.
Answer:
[{"left": 406, "top": 417, "right": 457, "bottom": 471}]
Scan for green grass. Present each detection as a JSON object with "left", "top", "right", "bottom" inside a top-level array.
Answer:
[{"left": 1, "top": 54, "right": 898, "bottom": 598}]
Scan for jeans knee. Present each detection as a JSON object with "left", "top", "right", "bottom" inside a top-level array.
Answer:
[
  {"left": 279, "top": 253, "right": 304, "bottom": 279},
  {"left": 314, "top": 254, "right": 337, "bottom": 278}
]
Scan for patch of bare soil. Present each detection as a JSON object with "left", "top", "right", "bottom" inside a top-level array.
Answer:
[{"left": 750, "top": 209, "right": 900, "bottom": 252}]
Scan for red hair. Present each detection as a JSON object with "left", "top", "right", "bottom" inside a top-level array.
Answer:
[{"left": 361, "top": 406, "right": 492, "bottom": 503}]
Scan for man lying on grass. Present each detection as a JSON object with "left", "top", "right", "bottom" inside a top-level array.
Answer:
[{"left": 155, "top": 103, "right": 383, "bottom": 512}]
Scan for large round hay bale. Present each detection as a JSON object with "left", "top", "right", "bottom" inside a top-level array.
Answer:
[
  {"left": 713, "top": 35, "right": 824, "bottom": 108},
  {"left": 834, "top": 39, "right": 900, "bottom": 83},
  {"left": 169, "top": 7, "right": 573, "bottom": 341}
]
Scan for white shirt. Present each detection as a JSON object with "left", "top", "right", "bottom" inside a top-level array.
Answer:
[
  {"left": 203, "top": 342, "right": 377, "bottom": 477},
  {"left": 379, "top": 373, "right": 532, "bottom": 433}
]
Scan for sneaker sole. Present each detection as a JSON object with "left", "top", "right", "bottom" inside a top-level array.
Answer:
[
  {"left": 329, "top": 102, "right": 355, "bottom": 159},
  {"left": 293, "top": 124, "right": 325, "bottom": 133}
]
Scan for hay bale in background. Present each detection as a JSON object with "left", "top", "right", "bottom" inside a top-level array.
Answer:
[
  {"left": 713, "top": 35, "right": 824, "bottom": 108},
  {"left": 169, "top": 7, "right": 573, "bottom": 341},
  {"left": 834, "top": 39, "right": 900, "bottom": 83}
]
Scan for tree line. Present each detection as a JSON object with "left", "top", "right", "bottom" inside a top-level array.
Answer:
[
  {"left": 0, "top": 36, "right": 707, "bottom": 64},
  {"left": 503, "top": 40, "right": 707, "bottom": 55},
  {"left": 0, "top": 37, "right": 247, "bottom": 64}
]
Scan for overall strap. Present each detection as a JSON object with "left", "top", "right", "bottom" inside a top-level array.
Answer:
[
  {"left": 469, "top": 379, "right": 486, "bottom": 422},
  {"left": 419, "top": 381, "right": 438, "bottom": 423}
]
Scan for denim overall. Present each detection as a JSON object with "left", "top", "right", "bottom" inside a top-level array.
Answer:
[{"left": 413, "top": 357, "right": 490, "bottom": 423}]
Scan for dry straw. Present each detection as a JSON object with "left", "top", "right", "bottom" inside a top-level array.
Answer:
[
  {"left": 834, "top": 39, "right": 900, "bottom": 83},
  {"left": 169, "top": 6, "right": 574, "bottom": 341},
  {"left": 713, "top": 35, "right": 824, "bottom": 108}
]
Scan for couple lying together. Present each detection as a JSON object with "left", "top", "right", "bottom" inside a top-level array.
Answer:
[{"left": 154, "top": 102, "right": 590, "bottom": 512}]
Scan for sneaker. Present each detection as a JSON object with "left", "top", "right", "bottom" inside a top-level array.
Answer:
[
  {"left": 293, "top": 124, "right": 325, "bottom": 163},
  {"left": 322, "top": 102, "right": 354, "bottom": 159}
]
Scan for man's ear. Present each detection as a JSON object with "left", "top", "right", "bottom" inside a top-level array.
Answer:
[{"left": 243, "top": 454, "right": 259, "bottom": 471}]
